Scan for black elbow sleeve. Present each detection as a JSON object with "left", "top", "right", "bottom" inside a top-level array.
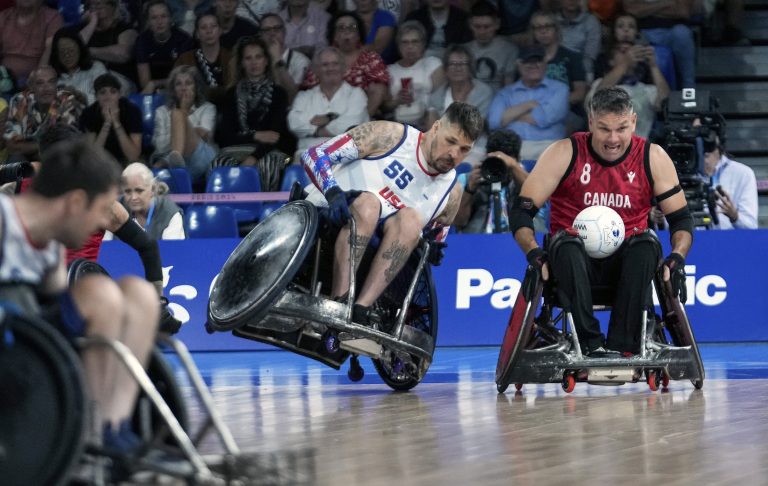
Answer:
[
  {"left": 509, "top": 196, "right": 540, "bottom": 235},
  {"left": 113, "top": 219, "right": 163, "bottom": 283},
  {"left": 666, "top": 205, "right": 694, "bottom": 238}
]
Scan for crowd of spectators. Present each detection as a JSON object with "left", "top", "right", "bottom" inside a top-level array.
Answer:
[{"left": 0, "top": 0, "right": 756, "bottom": 235}]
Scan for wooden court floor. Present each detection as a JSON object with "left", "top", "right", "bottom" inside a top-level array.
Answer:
[{"left": 173, "top": 345, "right": 768, "bottom": 486}]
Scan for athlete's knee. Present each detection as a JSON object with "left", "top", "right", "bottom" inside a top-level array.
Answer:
[
  {"left": 117, "top": 276, "right": 161, "bottom": 329},
  {"left": 349, "top": 192, "right": 382, "bottom": 225},
  {"left": 71, "top": 275, "right": 124, "bottom": 336},
  {"left": 386, "top": 208, "right": 423, "bottom": 242}
]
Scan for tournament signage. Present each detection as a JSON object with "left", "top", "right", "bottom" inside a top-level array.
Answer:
[{"left": 99, "top": 230, "right": 767, "bottom": 351}]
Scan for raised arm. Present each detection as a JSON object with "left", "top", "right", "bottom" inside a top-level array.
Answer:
[{"left": 301, "top": 120, "right": 404, "bottom": 194}]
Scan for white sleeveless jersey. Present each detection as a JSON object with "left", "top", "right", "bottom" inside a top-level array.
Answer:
[
  {"left": 0, "top": 194, "right": 61, "bottom": 286},
  {"left": 306, "top": 125, "right": 457, "bottom": 226}
]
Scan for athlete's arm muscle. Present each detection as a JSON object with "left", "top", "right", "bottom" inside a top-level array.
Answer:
[
  {"left": 432, "top": 183, "right": 463, "bottom": 227},
  {"left": 514, "top": 139, "right": 573, "bottom": 253}
]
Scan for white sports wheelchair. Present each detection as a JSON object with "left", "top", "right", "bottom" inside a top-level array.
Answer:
[{"left": 207, "top": 198, "right": 440, "bottom": 392}]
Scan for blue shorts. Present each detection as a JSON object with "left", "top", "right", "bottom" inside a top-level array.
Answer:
[{"left": 43, "top": 291, "right": 87, "bottom": 339}]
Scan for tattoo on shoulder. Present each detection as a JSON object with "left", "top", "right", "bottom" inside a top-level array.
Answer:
[{"left": 348, "top": 121, "right": 403, "bottom": 157}]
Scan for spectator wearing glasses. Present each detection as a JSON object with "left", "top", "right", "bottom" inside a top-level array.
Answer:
[
  {"left": 384, "top": 20, "right": 445, "bottom": 130},
  {"left": 259, "top": 12, "right": 310, "bottom": 103},
  {"left": 530, "top": 10, "right": 588, "bottom": 133},
  {"left": 426, "top": 44, "right": 492, "bottom": 128},
  {"left": 302, "top": 11, "right": 389, "bottom": 118}
]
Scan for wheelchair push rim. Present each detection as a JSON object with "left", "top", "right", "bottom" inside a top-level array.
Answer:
[{"left": 208, "top": 200, "right": 319, "bottom": 331}]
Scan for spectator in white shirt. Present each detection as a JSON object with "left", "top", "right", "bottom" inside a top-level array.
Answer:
[
  {"left": 152, "top": 65, "right": 217, "bottom": 183},
  {"left": 288, "top": 46, "right": 369, "bottom": 154},
  {"left": 702, "top": 133, "right": 758, "bottom": 229}
]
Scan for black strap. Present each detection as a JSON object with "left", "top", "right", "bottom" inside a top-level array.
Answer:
[{"left": 656, "top": 184, "right": 682, "bottom": 203}]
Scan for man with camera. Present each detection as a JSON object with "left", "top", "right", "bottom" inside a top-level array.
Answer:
[
  {"left": 454, "top": 129, "right": 529, "bottom": 233},
  {"left": 701, "top": 133, "right": 757, "bottom": 229}
]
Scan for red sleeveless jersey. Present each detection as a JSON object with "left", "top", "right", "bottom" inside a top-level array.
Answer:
[
  {"left": 549, "top": 132, "right": 653, "bottom": 237},
  {"left": 66, "top": 230, "right": 106, "bottom": 264}
]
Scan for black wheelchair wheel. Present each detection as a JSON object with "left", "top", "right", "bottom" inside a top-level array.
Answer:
[
  {"left": 372, "top": 254, "right": 438, "bottom": 392},
  {"left": 0, "top": 312, "right": 86, "bottom": 486},
  {"left": 132, "top": 348, "right": 188, "bottom": 446},
  {"left": 208, "top": 201, "right": 319, "bottom": 331},
  {"left": 67, "top": 258, "right": 110, "bottom": 287}
]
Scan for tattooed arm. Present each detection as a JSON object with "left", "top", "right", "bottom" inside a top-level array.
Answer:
[
  {"left": 301, "top": 121, "right": 405, "bottom": 194},
  {"left": 432, "top": 184, "right": 464, "bottom": 227}
]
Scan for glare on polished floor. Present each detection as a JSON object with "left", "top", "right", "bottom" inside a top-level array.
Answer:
[{"left": 169, "top": 344, "right": 768, "bottom": 486}]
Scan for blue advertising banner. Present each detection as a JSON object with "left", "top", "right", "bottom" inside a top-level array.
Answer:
[{"left": 99, "top": 230, "right": 768, "bottom": 351}]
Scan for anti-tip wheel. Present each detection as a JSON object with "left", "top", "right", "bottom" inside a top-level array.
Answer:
[
  {"left": 497, "top": 381, "right": 509, "bottom": 393},
  {"left": 514, "top": 383, "right": 523, "bottom": 391},
  {"left": 561, "top": 374, "right": 576, "bottom": 393}
]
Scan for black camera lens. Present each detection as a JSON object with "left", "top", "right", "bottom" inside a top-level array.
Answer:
[{"left": 480, "top": 156, "right": 507, "bottom": 184}]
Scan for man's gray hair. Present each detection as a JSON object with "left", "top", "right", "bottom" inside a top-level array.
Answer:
[
  {"left": 587, "top": 86, "right": 635, "bottom": 118},
  {"left": 312, "top": 46, "right": 345, "bottom": 70}
]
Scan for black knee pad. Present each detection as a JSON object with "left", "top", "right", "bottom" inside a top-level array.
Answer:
[
  {"left": 624, "top": 230, "right": 662, "bottom": 265},
  {"left": 548, "top": 230, "right": 587, "bottom": 265}
]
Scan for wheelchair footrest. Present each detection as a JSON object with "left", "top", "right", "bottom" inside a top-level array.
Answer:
[
  {"left": 506, "top": 345, "right": 703, "bottom": 385},
  {"left": 261, "top": 290, "right": 436, "bottom": 361}
]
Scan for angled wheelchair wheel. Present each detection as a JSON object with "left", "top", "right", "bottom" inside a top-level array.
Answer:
[
  {"left": 495, "top": 267, "right": 544, "bottom": 393},
  {"left": 0, "top": 311, "right": 86, "bottom": 486},
  {"left": 372, "top": 254, "right": 438, "bottom": 392},
  {"left": 208, "top": 201, "right": 319, "bottom": 332}
]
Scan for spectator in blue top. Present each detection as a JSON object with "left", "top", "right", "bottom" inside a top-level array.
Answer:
[
  {"left": 354, "top": 0, "right": 398, "bottom": 64},
  {"left": 136, "top": 0, "right": 194, "bottom": 94},
  {"left": 487, "top": 45, "right": 568, "bottom": 161}
]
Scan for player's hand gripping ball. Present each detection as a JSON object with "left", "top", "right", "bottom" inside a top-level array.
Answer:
[{"left": 572, "top": 205, "right": 625, "bottom": 258}]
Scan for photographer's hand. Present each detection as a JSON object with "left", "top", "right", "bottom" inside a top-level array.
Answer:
[
  {"left": 488, "top": 150, "right": 528, "bottom": 185},
  {"left": 716, "top": 188, "right": 739, "bottom": 223},
  {"left": 466, "top": 167, "right": 482, "bottom": 194}
]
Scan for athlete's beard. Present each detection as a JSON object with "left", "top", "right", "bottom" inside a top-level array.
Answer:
[{"left": 427, "top": 137, "right": 453, "bottom": 174}]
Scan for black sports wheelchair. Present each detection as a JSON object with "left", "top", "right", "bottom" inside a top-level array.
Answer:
[
  {"left": 495, "top": 232, "right": 704, "bottom": 394},
  {"left": 0, "top": 259, "right": 250, "bottom": 486},
  {"left": 207, "top": 191, "right": 440, "bottom": 392}
]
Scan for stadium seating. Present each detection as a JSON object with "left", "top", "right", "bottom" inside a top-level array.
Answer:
[
  {"left": 205, "top": 166, "right": 262, "bottom": 223},
  {"left": 184, "top": 205, "right": 238, "bottom": 238}
]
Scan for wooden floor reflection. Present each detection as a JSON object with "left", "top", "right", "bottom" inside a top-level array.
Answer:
[{"left": 177, "top": 347, "right": 768, "bottom": 486}]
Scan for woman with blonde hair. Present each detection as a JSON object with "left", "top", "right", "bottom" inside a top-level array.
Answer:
[
  {"left": 105, "top": 162, "right": 186, "bottom": 240},
  {"left": 152, "top": 64, "right": 217, "bottom": 184}
]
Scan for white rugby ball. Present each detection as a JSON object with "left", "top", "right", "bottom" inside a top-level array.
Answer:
[{"left": 572, "top": 205, "right": 625, "bottom": 259}]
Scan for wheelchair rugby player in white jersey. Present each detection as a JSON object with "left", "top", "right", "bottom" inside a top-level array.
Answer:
[{"left": 207, "top": 102, "right": 484, "bottom": 390}]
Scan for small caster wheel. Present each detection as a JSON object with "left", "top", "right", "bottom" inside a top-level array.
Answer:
[
  {"left": 391, "top": 357, "right": 404, "bottom": 375},
  {"left": 647, "top": 370, "right": 660, "bottom": 392},
  {"left": 514, "top": 383, "right": 523, "bottom": 391},
  {"left": 561, "top": 374, "right": 575, "bottom": 393},
  {"left": 661, "top": 371, "right": 670, "bottom": 390},
  {"left": 691, "top": 378, "right": 703, "bottom": 390},
  {"left": 497, "top": 381, "right": 509, "bottom": 393},
  {"left": 324, "top": 332, "right": 340, "bottom": 354},
  {"left": 347, "top": 355, "right": 364, "bottom": 382},
  {"left": 205, "top": 321, "right": 215, "bottom": 334}
]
